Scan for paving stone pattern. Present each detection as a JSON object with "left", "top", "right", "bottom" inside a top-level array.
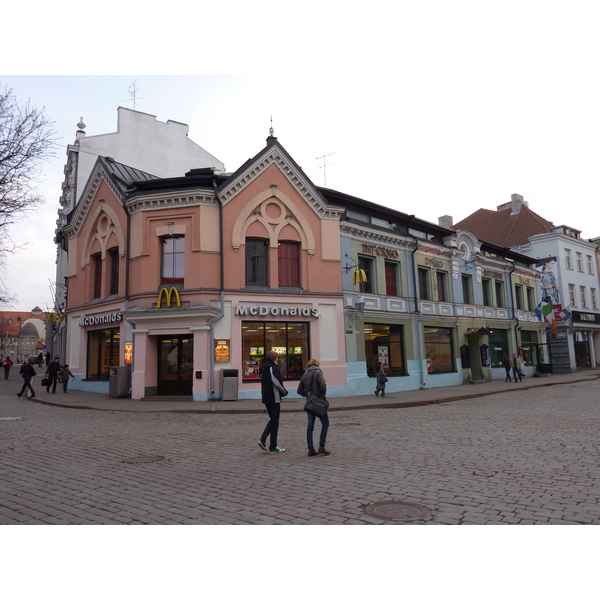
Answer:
[{"left": 1, "top": 381, "right": 600, "bottom": 525}]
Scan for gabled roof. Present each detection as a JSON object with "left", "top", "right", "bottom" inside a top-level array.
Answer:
[{"left": 453, "top": 205, "right": 554, "bottom": 247}]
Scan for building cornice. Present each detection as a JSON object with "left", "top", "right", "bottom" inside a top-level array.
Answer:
[{"left": 125, "top": 190, "right": 217, "bottom": 215}]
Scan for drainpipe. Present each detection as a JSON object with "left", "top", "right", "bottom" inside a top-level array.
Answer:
[
  {"left": 407, "top": 232, "right": 426, "bottom": 387},
  {"left": 210, "top": 176, "right": 225, "bottom": 397},
  {"left": 123, "top": 198, "right": 136, "bottom": 388},
  {"left": 507, "top": 259, "right": 519, "bottom": 352}
]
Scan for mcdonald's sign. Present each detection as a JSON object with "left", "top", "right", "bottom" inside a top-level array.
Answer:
[
  {"left": 157, "top": 287, "right": 181, "bottom": 308},
  {"left": 45, "top": 312, "right": 64, "bottom": 324}
]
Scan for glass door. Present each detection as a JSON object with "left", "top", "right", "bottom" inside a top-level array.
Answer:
[{"left": 158, "top": 336, "right": 193, "bottom": 395}]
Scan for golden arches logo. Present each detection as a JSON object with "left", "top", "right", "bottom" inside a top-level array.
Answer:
[{"left": 157, "top": 287, "right": 181, "bottom": 308}]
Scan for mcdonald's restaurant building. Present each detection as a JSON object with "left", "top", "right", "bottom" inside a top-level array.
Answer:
[{"left": 61, "top": 138, "right": 347, "bottom": 400}]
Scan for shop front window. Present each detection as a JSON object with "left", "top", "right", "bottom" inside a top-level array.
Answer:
[
  {"left": 87, "top": 328, "right": 120, "bottom": 380},
  {"left": 364, "top": 323, "right": 405, "bottom": 377},
  {"left": 520, "top": 330, "right": 538, "bottom": 366},
  {"left": 424, "top": 326, "right": 454, "bottom": 373},
  {"left": 489, "top": 329, "right": 508, "bottom": 368},
  {"left": 241, "top": 321, "right": 309, "bottom": 381}
]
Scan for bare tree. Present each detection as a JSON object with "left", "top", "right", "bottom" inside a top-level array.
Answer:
[{"left": 0, "top": 85, "right": 57, "bottom": 246}]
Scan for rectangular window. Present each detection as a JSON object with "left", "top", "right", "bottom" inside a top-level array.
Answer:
[
  {"left": 482, "top": 279, "right": 491, "bottom": 306},
  {"left": 87, "top": 328, "right": 120, "bottom": 380},
  {"left": 245, "top": 239, "right": 269, "bottom": 286},
  {"left": 278, "top": 242, "right": 300, "bottom": 287},
  {"left": 580, "top": 285, "right": 587, "bottom": 308},
  {"left": 520, "top": 330, "right": 538, "bottom": 366},
  {"left": 591, "top": 288, "right": 597, "bottom": 309},
  {"left": 462, "top": 275, "right": 472, "bottom": 304},
  {"left": 358, "top": 256, "right": 373, "bottom": 294},
  {"left": 526, "top": 287, "right": 535, "bottom": 312},
  {"left": 385, "top": 261, "right": 398, "bottom": 297},
  {"left": 241, "top": 321, "right": 309, "bottom": 381},
  {"left": 364, "top": 323, "right": 405, "bottom": 377},
  {"left": 565, "top": 248, "right": 572, "bottom": 269},
  {"left": 93, "top": 254, "right": 102, "bottom": 299},
  {"left": 161, "top": 236, "right": 184, "bottom": 284},
  {"left": 436, "top": 271, "right": 447, "bottom": 302},
  {"left": 495, "top": 281, "right": 505, "bottom": 308},
  {"left": 109, "top": 249, "right": 119, "bottom": 296},
  {"left": 424, "top": 326, "right": 455, "bottom": 373},
  {"left": 569, "top": 283, "right": 576, "bottom": 306},
  {"left": 489, "top": 329, "right": 509, "bottom": 368},
  {"left": 587, "top": 255, "right": 594, "bottom": 275},
  {"left": 515, "top": 285, "right": 524, "bottom": 310},
  {"left": 418, "top": 268, "right": 430, "bottom": 300},
  {"left": 576, "top": 252, "right": 583, "bottom": 272}
]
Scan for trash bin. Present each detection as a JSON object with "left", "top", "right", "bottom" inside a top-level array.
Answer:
[
  {"left": 221, "top": 369, "right": 239, "bottom": 401},
  {"left": 109, "top": 365, "right": 132, "bottom": 398}
]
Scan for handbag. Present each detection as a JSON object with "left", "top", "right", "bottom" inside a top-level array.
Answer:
[
  {"left": 303, "top": 370, "right": 329, "bottom": 418},
  {"left": 41, "top": 377, "right": 49, "bottom": 386}
]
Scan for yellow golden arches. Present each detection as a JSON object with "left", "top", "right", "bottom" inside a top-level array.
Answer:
[
  {"left": 352, "top": 269, "right": 368, "bottom": 285},
  {"left": 157, "top": 287, "right": 181, "bottom": 309}
]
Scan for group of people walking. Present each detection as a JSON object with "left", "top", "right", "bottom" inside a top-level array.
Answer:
[
  {"left": 503, "top": 354, "right": 523, "bottom": 383},
  {"left": 258, "top": 351, "right": 331, "bottom": 457},
  {"left": 3, "top": 354, "right": 75, "bottom": 398}
]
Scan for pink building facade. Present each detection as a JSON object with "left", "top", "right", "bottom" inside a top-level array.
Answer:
[{"left": 63, "top": 137, "right": 347, "bottom": 400}]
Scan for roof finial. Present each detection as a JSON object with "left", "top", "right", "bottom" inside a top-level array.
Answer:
[{"left": 269, "top": 115, "right": 274, "bottom": 138}]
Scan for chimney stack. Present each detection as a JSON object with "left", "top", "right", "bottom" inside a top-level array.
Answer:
[{"left": 438, "top": 215, "right": 453, "bottom": 229}]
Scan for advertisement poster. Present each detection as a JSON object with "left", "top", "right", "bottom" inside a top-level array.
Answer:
[
  {"left": 214, "top": 339, "right": 230, "bottom": 362},
  {"left": 378, "top": 345, "right": 389, "bottom": 368},
  {"left": 124, "top": 341, "right": 132, "bottom": 364}
]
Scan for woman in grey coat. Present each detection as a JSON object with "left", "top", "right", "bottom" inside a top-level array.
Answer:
[
  {"left": 297, "top": 358, "right": 331, "bottom": 457},
  {"left": 375, "top": 363, "right": 387, "bottom": 397}
]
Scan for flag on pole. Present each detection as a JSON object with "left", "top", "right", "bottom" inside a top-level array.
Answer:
[{"left": 559, "top": 305, "right": 572, "bottom": 322}]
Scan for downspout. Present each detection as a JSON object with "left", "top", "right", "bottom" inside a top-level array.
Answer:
[
  {"left": 407, "top": 232, "right": 426, "bottom": 387},
  {"left": 210, "top": 177, "right": 225, "bottom": 397},
  {"left": 507, "top": 259, "right": 519, "bottom": 353},
  {"left": 123, "top": 197, "right": 135, "bottom": 391}
]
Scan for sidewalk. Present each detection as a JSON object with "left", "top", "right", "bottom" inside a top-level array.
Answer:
[{"left": 2, "top": 366, "right": 599, "bottom": 414}]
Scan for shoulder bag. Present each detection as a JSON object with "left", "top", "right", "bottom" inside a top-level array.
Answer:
[{"left": 303, "top": 370, "right": 329, "bottom": 418}]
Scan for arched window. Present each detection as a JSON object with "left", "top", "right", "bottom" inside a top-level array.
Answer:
[
  {"left": 278, "top": 241, "right": 300, "bottom": 287},
  {"left": 246, "top": 238, "right": 269, "bottom": 286}
]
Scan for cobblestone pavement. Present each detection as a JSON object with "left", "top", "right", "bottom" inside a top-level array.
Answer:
[{"left": 1, "top": 379, "right": 600, "bottom": 525}]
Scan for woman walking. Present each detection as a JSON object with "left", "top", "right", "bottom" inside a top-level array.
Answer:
[
  {"left": 503, "top": 357, "right": 512, "bottom": 382},
  {"left": 297, "top": 358, "right": 331, "bottom": 457},
  {"left": 374, "top": 363, "right": 387, "bottom": 397},
  {"left": 17, "top": 359, "right": 36, "bottom": 398},
  {"left": 258, "top": 351, "right": 288, "bottom": 453}
]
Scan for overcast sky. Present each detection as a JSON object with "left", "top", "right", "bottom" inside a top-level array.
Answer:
[{"left": 3, "top": 2, "right": 600, "bottom": 314}]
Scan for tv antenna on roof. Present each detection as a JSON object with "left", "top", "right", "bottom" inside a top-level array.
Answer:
[
  {"left": 316, "top": 151, "right": 339, "bottom": 187},
  {"left": 119, "top": 80, "right": 145, "bottom": 110}
]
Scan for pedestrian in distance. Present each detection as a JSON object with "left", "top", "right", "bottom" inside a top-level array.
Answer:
[
  {"left": 37, "top": 352, "right": 44, "bottom": 368},
  {"left": 511, "top": 354, "right": 523, "bottom": 383},
  {"left": 17, "top": 358, "right": 36, "bottom": 398},
  {"left": 3, "top": 356, "right": 13, "bottom": 380},
  {"left": 258, "top": 351, "right": 288, "bottom": 453},
  {"left": 374, "top": 362, "right": 387, "bottom": 397},
  {"left": 45, "top": 352, "right": 51, "bottom": 367},
  {"left": 59, "top": 364, "right": 75, "bottom": 393},
  {"left": 45, "top": 356, "right": 61, "bottom": 394},
  {"left": 297, "top": 358, "right": 331, "bottom": 457},
  {"left": 503, "top": 357, "right": 512, "bottom": 382}
]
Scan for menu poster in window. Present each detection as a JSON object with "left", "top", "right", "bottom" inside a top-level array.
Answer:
[
  {"left": 214, "top": 338, "right": 230, "bottom": 362},
  {"left": 124, "top": 341, "right": 133, "bottom": 364},
  {"left": 378, "top": 346, "right": 389, "bottom": 368},
  {"left": 244, "top": 360, "right": 259, "bottom": 379}
]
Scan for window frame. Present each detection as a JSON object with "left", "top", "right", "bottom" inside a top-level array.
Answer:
[
  {"left": 161, "top": 235, "right": 185, "bottom": 285},
  {"left": 565, "top": 248, "right": 573, "bottom": 269},
  {"left": 515, "top": 284, "right": 524, "bottom": 310},
  {"left": 462, "top": 274, "right": 473, "bottom": 305},
  {"left": 278, "top": 241, "right": 301, "bottom": 288},
  {"left": 580, "top": 285, "right": 587, "bottom": 308},
  {"left": 587, "top": 255, "right": 594, "bottom": 275},
  {"left": 436, "top": 271, "right": 447, "bottom": 302},
  {"left": 93, "top": 253, "right": 102, "bottom": 299},
  {"left": 569, "top": 283, "right": 577, "bottom": 306},
  {"left": 495, "top": 280, "right": 505, "bottom": 308},
  {"left": 109, "top": 249, "right": 119, "bottom": 296},
  {"left": 245, "top": 238, "right": 269, "bottom": 287},
  {"left": 358, "top": 255, "right": 374, "bottom": 294},
  {"left": 576, "top": 252, "right": 583, "bottom": 272},
  {"left": 424, "top": 326, "right": 455, "bottom": 374},
  {"left": 418, "top": 267, "right": 430, "bottom": 300},
  {"left": 385, "top": 261, "right": 399, "bottom": 297},
  {"left": 482, "top": 278, "right": 492, "bottom": 306}
]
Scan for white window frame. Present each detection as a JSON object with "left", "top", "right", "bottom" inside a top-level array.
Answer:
[
  {"left": 591, "top": 288, "right": 597, "bottom": 309},
  {"left": 565, "top": 248, "right": 573, "bottom": 270},
  {"left": 569, "top": 283, "right": 576, "bottom": 306},
  {"left": 580, "top": 285, "right": 587, "bottom": 308},
  {"left": 576, "top": 252, "right": 583, "bottom": 272},
  {"left": 587, "top": 255, "right": 594, "bottom": 275}
]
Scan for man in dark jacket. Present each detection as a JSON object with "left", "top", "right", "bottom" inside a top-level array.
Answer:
[
  {"left": 258, "top": 351, "right": 288, "bottom": 453},
  {"left": 17, "top": 359, "right": 36, "bottom": 398},
  {"left": 45, "top": 356, "right": 61, "bottom": 394}
]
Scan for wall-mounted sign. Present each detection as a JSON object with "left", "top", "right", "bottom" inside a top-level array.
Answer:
[
  {"left": 482, "top": 269, "right": 504, "bottom": 280},
  {"left": 157, "top": 287, "right": 181, "bottom": 308},
  {"left": 361, "top": 243, "right": 399, "bottom": 259},
  {"left": 572, "top": 311, "right": 600, "bottom": 324},
  {"left": 124, "top": 341, "right": 132, "bottom": 364},
  {"left": 79, "top": 312, "right": 122, "bottom": 327},
  {"left": 235, "top": 305, "right": 320, "bottom": 318},
  {"left": 214, "top": 338, "right": 230, "bottom": 362}
]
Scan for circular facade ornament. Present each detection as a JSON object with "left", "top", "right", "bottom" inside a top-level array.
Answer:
[{"left": 364, "top": 501, "right": 431, "bottom": 522}]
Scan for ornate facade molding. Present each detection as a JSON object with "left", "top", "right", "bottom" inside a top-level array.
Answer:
[
  {"left": 340, "top": 224, "right": 414, "bottom": 249},
  {"left": 126, "top": 191, "right": 217, "bottom": 216}
]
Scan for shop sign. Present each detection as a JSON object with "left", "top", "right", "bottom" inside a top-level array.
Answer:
[
  {"left": 235, "top": 305, "right": 320, "bottom": 318},
  {"left": 157, "top": 286, "right": 181, "bottom": 308},
  {"left": 482, "top": 269, "right": 504, "bottom": 280},
  {"left": 361, "top": 243, "right": 399, "bottom": 259},
  {"left": 79, "top": 312, "right": 122, "bottom": 327},
  {"left": 214, "top": 338, "right": 230, "bottom": 362},
  {"left": 572, "top": 310, "right": 600, "bottom": 324}
]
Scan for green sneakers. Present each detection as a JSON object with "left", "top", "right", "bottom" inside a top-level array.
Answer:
[
  {"left": 269, "top": 447, "right": 285, "bottom": 453},
  {"left": 258, "top": 440, "right": 267, "bottom": 451}
]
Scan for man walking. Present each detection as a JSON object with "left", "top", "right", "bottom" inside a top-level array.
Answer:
[
  {"left": 258, "top": 351, "right": 288, "bottom": 453},
  {"left": 17, "top": 359, "right": 36, "bottom": 398},
  {"left": 511, "top": 354, "right": 522, "bottom": 383},
  {"left": 45, "top": 356, "right": 61, "bottom": 394}
]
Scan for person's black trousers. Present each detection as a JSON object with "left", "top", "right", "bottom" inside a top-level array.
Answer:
[{"left": 261, "top": 403, "right": 281, "bottom": 450}]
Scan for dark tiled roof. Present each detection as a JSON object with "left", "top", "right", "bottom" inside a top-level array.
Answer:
[
  {"left": 103, "top": 158, "right": 160, "bottom": 189},
  {"left": 453, "top": 205, "right": 554, "bottom": 247}
]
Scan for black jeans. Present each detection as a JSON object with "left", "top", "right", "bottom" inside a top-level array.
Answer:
[
  {"left": 47, "top": 373, "right": 58, "bottom": 393},
  {"left": 18, "top": 377, "right": 35, "bottom": 397},
  {"left": 261, "top": 403, "right": 281, "bottom": 450}
]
